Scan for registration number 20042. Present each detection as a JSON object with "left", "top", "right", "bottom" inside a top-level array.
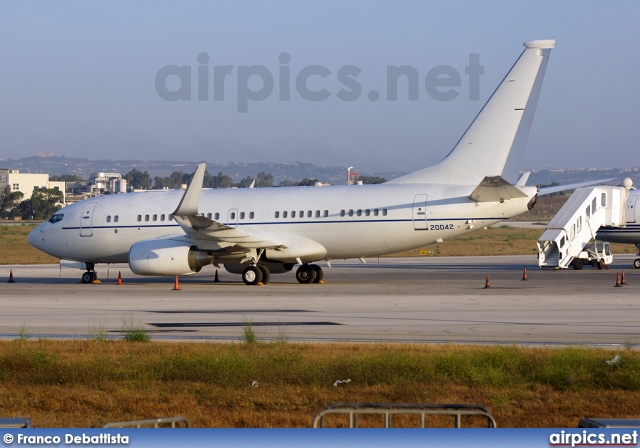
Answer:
[{"left": 430, "top": 224, "right": 454, "bottom": 230}]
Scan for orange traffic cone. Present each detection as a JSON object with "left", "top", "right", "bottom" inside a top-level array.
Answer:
[
  {"left": 116, "top": 271, "right": 123, "bottom": 285},
  {"left": 621, "top": 271, "right": 627, "bottom": 286},
  {"left": 484, "top": 274, "right": 491, "bottom": 289},
  {"left": 7, "top": 270, "right": 15, "bottom": 283},
  {"left": 614, "top": 273, "right": 622, "bottom": 287},
  {"left": 522, "top": 268, "right": 529, "bottom": 281},
  {"left": 214, "top": 269, "right": 219, "bottom": 283},
  {"left": 172, "top": 275, "right": 181, "bottom": 291}
]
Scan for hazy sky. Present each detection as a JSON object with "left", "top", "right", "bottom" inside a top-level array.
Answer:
[{"left": 1, "top": 1, "right": 639, "bottom": 174}]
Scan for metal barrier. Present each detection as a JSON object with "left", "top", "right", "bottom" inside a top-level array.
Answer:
[
  {"left": 0, "top": 418, "right": 32, "bottom": 428},
  {"left": 313, "top": 403, "right": 497, "bottom": 428},
  {"left": 103, "top": 416, "right": 190, "bottom": 428}
]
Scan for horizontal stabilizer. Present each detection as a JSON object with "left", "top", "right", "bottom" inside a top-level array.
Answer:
[{"left": 469, "top": 176, "right": 528, "bottom": 202}]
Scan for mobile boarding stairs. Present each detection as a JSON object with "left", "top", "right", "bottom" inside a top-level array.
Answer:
[{"left": 538, "top": 185, "right": 629, "bottom": 270}]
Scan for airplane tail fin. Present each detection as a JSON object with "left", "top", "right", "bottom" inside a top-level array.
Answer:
[{"left": 389, "top": 39, "right": 555, "bottom": 186}]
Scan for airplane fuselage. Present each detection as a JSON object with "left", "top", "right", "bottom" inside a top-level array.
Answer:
[{"left": 29, "top": 182, "right": 537, "bottom": 265}]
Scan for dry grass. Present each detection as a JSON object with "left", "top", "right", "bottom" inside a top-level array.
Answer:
[
  {"left": 1, "top": 340, "right": 640, "bottom": 428},
  {"left": 0, "top": 224, "right": 58, "bottom": 264}
]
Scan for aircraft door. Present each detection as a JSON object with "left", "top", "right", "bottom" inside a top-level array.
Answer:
[
  {"left": 227, "top": 208, "right": 239, "bottom": 228},
  {"left": 412, "top": 194, "right": 428, "bottom": 230},
  {"left": 79, "top": 202, "right": 97, "bottom": 237},
  {"left": 627, "top": 194, "right": 639, "bottom": 223}
]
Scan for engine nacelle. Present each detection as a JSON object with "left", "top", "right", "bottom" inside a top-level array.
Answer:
[{"left": 129, "top": 238, "right": 210, "bottom": 276}]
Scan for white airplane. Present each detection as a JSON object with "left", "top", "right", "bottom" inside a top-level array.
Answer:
[
  {"left": 596, "top": 189, "right": 640, "bottom": 269},
  {"left": 29, "top": 39, "right": 556, "bottom": 285}
]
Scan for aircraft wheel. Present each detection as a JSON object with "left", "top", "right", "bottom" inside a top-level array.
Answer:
[
  {"left": 296, "top": 265, "right": 317, "bottom": 284},
  {"left": 242, "top": 266, "right": 263, "bottom": 285},
  {"left": 634, "top": 258, "right": 640, "bottom": 269},
  {"left": 81, "top": 272, "right": 92, "bottom": 284},
  {"left": 258, "top": 265, "right": 270, "bottom": 285},
  {"left": 311, "top": 264, "right": 323, "bottom": 283},
  {"left": 572, "top": 259, "right": 584, "bottom": 271}
]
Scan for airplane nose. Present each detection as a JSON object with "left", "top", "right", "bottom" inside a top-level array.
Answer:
[{"left": 27, "top": 225, "right": 44, "bottom": 250}]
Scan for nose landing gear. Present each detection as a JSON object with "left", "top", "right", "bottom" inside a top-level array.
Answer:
[
  {"left": 81, "top": 263, "right": 100, "bottom": 284},
  {"left": 296, "top": 264, "right": 324, "bottom": 284}
]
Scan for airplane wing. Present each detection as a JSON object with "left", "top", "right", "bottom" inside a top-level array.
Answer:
[
  {"left": 170, "top": 164, "right": 284, "bottom": 248},
  {"left": 537, "top": 179, "right": 616, "bottom": 196}
]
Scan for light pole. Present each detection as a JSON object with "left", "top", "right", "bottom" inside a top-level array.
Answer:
[{"left": 347, "top": 166, "right": 353, "bottom": 185}]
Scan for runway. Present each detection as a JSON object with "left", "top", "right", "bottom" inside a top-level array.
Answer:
[{"left": 1, "top": 255, "right": 639, "bottom": 346}]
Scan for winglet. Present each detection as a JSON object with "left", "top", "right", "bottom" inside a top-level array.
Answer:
[{"left": 172, "top": 163, "right": 206, "bottom": 216}]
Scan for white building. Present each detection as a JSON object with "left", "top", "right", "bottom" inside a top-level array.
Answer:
[{"left": 0, "top": 169, "right": 66, "bottom": 203}]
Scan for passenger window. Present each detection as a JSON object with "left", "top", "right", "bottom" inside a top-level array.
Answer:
[
  {"left": 357, "top": 209, "right": 362, "bottom": 217},
  {"left": 348, "top": 210, "right": 354, "bottom": 217},
  {"left": 250, "top": 212, "right": 254, "bottom": 219},
  {"left": 207, "top": 213, "right": 212, "bottom": 219},
  {"left": 145, "top": 215, "right": 149, "bottom": 222},
  {"left": 299, "top": 210, "right": 304, "bottom": 218},
  {"left": 307, "top": 211, "right": 312, "bottom": 218},
  {"left": 160, "top": 215, "right": 164, "bottom": 221},
  {"left": 240, "top": 212, "right": 245, "bottom": 219},
  {"left": 382, "top": 209, "right": 388, "bottom": 216},
  {"left": 114, "top": 215, "right": 119, "bottom": 223},
  {"left": 153, "top": 214, "right": 157, "bottom": 221},
  {"left": 214, "top": 213, "right": 220, "bottom": 220},
  {"left": 275, "top": 211, "right": 280, "bottom": 218},
  {"left": 340, "top": 210, "right": 345, "bottom": 217},
  {"left": 283, "top": 211, "right": 288, "bottom": 218},
  {"left": 601, "top": 193, "right": 606, "bottom": 207},
  {"left": 230, "top": 212, "right": 236, "bottom": 219},
  {"left": 374, "top": 209, "right": 379, "bottom": 216},
  {"left": 106, "top": 216, "right": 111, "bottom": 223},
  {"left": 323, "top": 210, "right": 328, "bottom": 217},
  {"left": 315, "top": 210, "right": 320, "bottom": 218},
  {"left": 137, "top": 215, "right": 141, "bottom": 222},
  {"left": 292, "top": 211, "right": 296, "bottom": 218},
  {"left": 365, "top": 209, "right": 370, "bottom": 216}
]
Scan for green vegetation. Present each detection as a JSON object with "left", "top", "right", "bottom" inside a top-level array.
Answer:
[
  {"left": 1, "top": 340, "right": 639, "bottom": 427},
  {"left": 121, "top": 318, "right": 151, "bottom": 342}
]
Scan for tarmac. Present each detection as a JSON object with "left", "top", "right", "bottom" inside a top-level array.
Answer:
[{"left": 1, "top": 255, "right": 639, "bottom": 346}]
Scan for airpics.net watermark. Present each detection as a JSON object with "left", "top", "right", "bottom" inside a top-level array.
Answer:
[{"left": 155, "top": 52, "right": 484, "bottom": 112}]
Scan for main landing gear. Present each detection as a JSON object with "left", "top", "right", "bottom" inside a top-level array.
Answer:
[
  {"left": 295, "top": 264, "right": 323, "bottom": 284},
  {"left": 81, "top": 263, "right": 98, "bottom": 283},
  {"left": 241, "top": 264, "right": 271, "bottom": 286}
]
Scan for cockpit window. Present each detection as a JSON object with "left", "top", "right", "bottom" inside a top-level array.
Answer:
[{"left": 48, "top": 214, "right": 64, "bottom": 224}]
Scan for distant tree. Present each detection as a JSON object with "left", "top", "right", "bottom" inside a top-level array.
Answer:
[
  {"left": 236, "top": 176, "right": 255, "bottom": 188},
  {"left": 359, "top": 176, "right": 387, "bottom": 184},
  {"left": 278, "top": 180, "right": 298, "bottom": 187},
  {"left": 50, "top": 174, "right": 84, "bottom": 182},
  {"left": 297, "top": 178, "right": 318, "bottom": 186},
  {"left": 203, "top": 171, "right": 233, "bottom": 189},
  {"left": 0, "top": 186, "right": 24, "bottom": 218},
  {"left": 255, "top": 172, "right": 274, "bottom": 187},
  {"left": 17, "top": 188, "right": 64, "bottom": 220},
  {"left": 122, "top": 169, "right": 152, "bottom": 189}
]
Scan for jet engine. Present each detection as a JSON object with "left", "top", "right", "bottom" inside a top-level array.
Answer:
[{"left": 129, "top": 238, "right": 211, "bottom": 276}]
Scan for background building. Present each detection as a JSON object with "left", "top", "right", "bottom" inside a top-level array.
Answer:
[{"left": 0, "top": 168, "right": 66, "bottom": 203}]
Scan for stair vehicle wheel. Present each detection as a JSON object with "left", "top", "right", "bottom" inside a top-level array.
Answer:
[
  {"left": 598, "top": 260, "right": 605, "bottom": 270},
  {"left": 572, "top": 259, "right": 584, "bottom": 271},
  {"left": 242, "top": 266, "right": 263, "bottom": 285},
  {"left": 296, "top": 265, "right": 317, "bottom": 284},
  {"left": 634, "top": 258, "right": 640, "bottom": 269},
  {"left": 311, "top": 264, "right": 323, "bottom": 283},
  {"left": 257, "top": 265, "right": 270, "bottom": 285}
]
